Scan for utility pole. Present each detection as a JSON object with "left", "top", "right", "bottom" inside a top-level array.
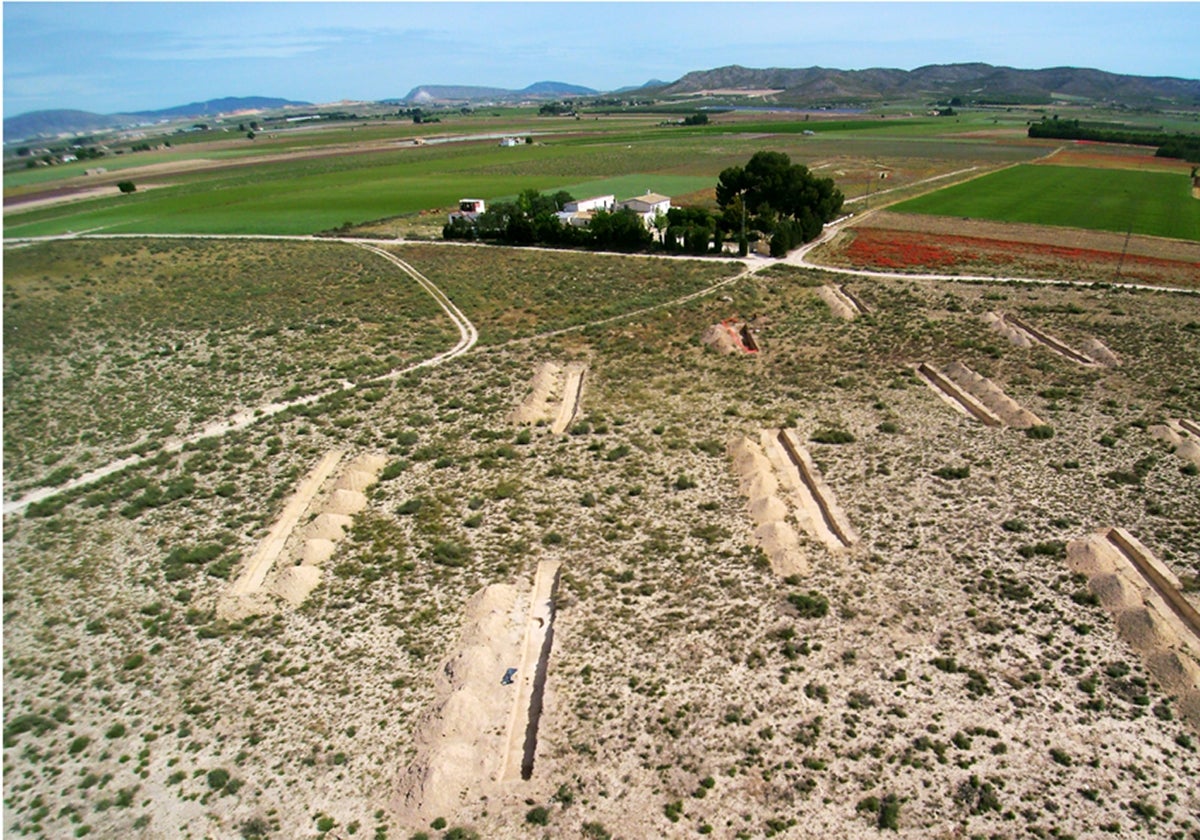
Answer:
[{"left": 1114, "top": 193, "right": 1134, "bottom": 282}]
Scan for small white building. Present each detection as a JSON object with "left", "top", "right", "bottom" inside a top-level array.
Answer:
[
  {"left": 618, "top": 192, "right": 671, "bottom": 227},
  {"left": 499, "top": 137, "right": 521, "bottom": 147},
  {"left": 556, "top": 195, "right": 616, "bottom": 227},
  {"left": 448, "top": 198, "right": 486, "bottom": 223}
]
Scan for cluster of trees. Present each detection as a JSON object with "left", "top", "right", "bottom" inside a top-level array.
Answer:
[
  {"left": 538, "top": 101, "right": 577, "bottom": 117},
  {"left": 445, "top": 151, "right": 844, "bottom": 258},
  {"left": 443, "top": 189, "right": 652, "bottom": 252},
  {"left": 715, "top": 151, "right": 844, "bottom": 256},
  {"left": 1028, "top": 117, "right": 1200, "bottom": 162},
  {"left": 681, "top": 112, "right": 709, "bottom": 126}
]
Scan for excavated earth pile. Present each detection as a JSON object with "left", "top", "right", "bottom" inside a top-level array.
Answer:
[
  {"left": 817, "top": 285, "right": 868, "bottom": 320},
  {"left": 510, "top": 361, "right": 587, "bottom": 433},
  {"left": 917, "top": 360, "right": 1043, "bottom": 429},
  {"left": 1068, "top": 529, "right": 1200, "bottom": 729},
  {"left": 395, "top": 561, "right": 561, "bottom": 824},
  {"left": 730, "top": 429, "right": 858, "bottom": 574},
  {"left": 1150, "top": 419, "right": 1200, "bottom": 470},
  {"left": 984, "top": 312, "right": 1119, "bottom": 367},
  {"left": 219, "top": 451, "right": 386, "bottom": 617},
  {"left": 700, "top": 319, "right": 759, "bottom": 354}
]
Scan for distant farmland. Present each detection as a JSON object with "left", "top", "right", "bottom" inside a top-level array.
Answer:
[{"left": 890, "top": 164, "right": 1200, "bottom": 241}]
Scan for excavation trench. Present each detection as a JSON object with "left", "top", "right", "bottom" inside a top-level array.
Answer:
[
  {"left": 817, "top": 285, "right": 868, "bottom": 320},
  {"left": 1068, "top": 529, "right": 1200, "bottom": 729},
  {"left": 501, "top": 560, "right": 561, "bottom": 781},
  {"left": 1107, "top": 528, "right": 1200, "bottom": 643},
  {"left": 775, "top": 429, "right": 858, "bottom": 549},
  {"left": 550, "top": 365, "right": 586, "bottom": 435},
  {"left": 916, "top": 363, "right": 1003, "bottom": 427},
  {"left": 999, "top": 313, "right": 1096, "bottom": 365},
  {"left": 918, "top": 361, "right": 1043, "bottom": 428}
]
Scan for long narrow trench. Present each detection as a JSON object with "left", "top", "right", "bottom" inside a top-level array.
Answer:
[
  {"left": 916, "top": 362, "right": 1004, "bottom": 427},
  {"left": 501, "top": 560, "right": 561, "bottom": 782},
  {"left": 775, "top": 430, "right": 857, "bottom": 549},
  {"left": 1106, "top": 528, "right": 1200, "bottom": 643},
  {"left": 550, "top": 367, "right": 586, "bottom": 434},
  {"left": 1002, "top": 313, "right": 1095, "bottom": 366}
]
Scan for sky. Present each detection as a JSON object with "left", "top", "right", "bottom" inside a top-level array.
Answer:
[{"left": 3, "top": 1, "right": 1199, "bottom": 116}]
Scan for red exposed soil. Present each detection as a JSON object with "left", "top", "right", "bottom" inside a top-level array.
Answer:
[{"left": 824, "top": 226, "right": 1200, "bottom": 288}]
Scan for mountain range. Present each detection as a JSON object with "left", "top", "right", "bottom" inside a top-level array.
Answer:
[
  {"left": 650, "top": 63, "right": 1200, "bottom": 105},
  {"left": 7, "top": 63, "right": 1199, "bottom": 144},
  {"left": 402, "top": 81, "right": 598, "bottom": 103},
  {"left": 5, "top": 97, "right": 311, "bottom": 144}
]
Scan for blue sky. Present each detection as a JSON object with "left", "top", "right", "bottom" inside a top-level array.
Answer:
[{"left": 4, "top": 2, "right": 1198, "bottom": 115}]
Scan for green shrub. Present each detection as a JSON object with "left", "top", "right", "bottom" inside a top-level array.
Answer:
[
  {"left": 525, "top": 807, "right": 549, "bottom": 826},
  {"left": 207, "top": 768, "right": 231, "bottom": 790},
  {"left": 1025, "top": 424, "right": 1055, "bottom": 439},
  {"left": 810, "top": 428, "right": 855, "bottom": 445},
  {"left": 933, "top": 465, "right": 970, "bottom": 480},
  {"left": 787, "top": 591, "right": 829, "bottom": 619}
]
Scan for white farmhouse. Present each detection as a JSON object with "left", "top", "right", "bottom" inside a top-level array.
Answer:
[
  {"left": 448, "top": 198, "right": 486, "bottom": 223},
  {"left": 556, "top": 195, "right": 615, "bottom": 227},
  {"left": 618, "top": 192, "right": 671, "bottom": 227}
]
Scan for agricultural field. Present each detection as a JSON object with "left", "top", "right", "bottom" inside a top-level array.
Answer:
[
  {"left": 3, "top": 110, "right": 1052, "bottom": 239},
  {"left": 4, "top": 231, "right": 1200, "bottom": 839},
  {"left": 888, "top": 163, "right": 1200, "bottom": 241}
]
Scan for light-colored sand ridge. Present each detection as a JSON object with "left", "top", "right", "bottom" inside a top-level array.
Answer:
[
  {"left": 1150, "top": 419, "right": 1200, "bottom": 470},
  {"left": 919, "top": 361, "right": 1042, "bottom": 428},
  {"left": 219, "top": 451, "right": 384, "bottom": 617},
  {"left": 985, "top": 312, "right": 1113, "bottom": 366},
  {"left": 729, "top": 435, "right": 808, "bottom": 577},
  {"left": 549, "top": 365, "right": 586, "bottom": 435},
  {"left": 224, "top": 450, "right": 344, "bottom": 601},
  {"left": 916, "top": 363, "right": 1004, "bottom": 427},
  {"left": 817, "top": 285, "right": 867, "bottom": 320},
  {"left": 1067, "top": 529, "right": 1200, "bottom": 729},
  {"left": 394, "top": 583, "right": 526, "bottom": 822}
]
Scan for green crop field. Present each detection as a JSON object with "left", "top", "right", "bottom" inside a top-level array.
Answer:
[
  {"left": 5, "top": 105, "right": 1062, "bottom": 240},
  {"left": 890, "top": 164, "right": 1200, "bottom": 241}
]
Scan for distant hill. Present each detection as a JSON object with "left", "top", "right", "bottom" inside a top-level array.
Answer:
[
  {"left": 5, "top": 96, "right": 312, "bottom": 143},
  {"left": 656, "top": 63, "right": 1200, "bottom": 106},
  {"left": 3, "top": 109, "right": 130, "bottom": 141},
  {"left": 402, "top": 81, "right": 598, "bottom": 103},
  {"left": 128, "top": 96, "right": 311, "bottom": 119},
  {"left": 612, "top": 79, "right": 668, "bottom": 94}
]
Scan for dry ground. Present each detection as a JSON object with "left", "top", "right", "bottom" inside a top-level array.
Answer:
[{"left": 4, "top": 242, "right": 1200, "bottom": 840}]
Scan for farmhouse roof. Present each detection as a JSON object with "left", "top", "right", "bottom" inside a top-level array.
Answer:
[{"left": 621, "top": 192, "right": 670, "bottom": 209}]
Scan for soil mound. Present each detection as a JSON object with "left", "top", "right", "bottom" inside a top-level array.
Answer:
[
  {"left": 511, "top": 362, "right": 563, "bottom": 425},
  {"left": 816, "top": 286, "right": 858, "bottom": 321},
  {"left": 942, "top": 361, "right": 1043, "bottom": 429},
  {"left": 273, "top": 565, "right": 323, "bottom": 607},
  {"left": 701, "top": 323, "right": 741, "bottom": 354},
  {"left": 1150, "top": 420, "right": 1200, "bottom": 470},
  {"left": 983, "top": 312, "right": 1034, "bottom": 348},
  {"left": 1078, "top": 337, "right": 1121, "bottom": 367},
  {"left": 1068, "top": 530, "right": 1200, "bottom": 729},
  {"left": 326, "top": 488, "right": 368, "bottom": 515}
]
